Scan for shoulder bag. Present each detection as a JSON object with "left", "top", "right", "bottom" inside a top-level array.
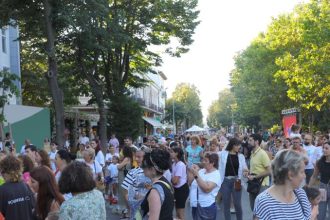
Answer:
[
  {"left": 247, "top": 174, "right": 264, "bottom": 195},
  {"left": 229, "top": 154, "right": 241, "bottom": 191}
]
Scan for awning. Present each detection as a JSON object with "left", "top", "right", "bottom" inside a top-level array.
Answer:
[{"left": 142, "top": 117, "right": 163, "bottom": 128}]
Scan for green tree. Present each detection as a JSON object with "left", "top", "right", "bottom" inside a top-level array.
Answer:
[
  {"left": 268, "top": 0, "right": 330, "bottom": 111},
  {"left": 164, "top": 98, "right": 186, "bottom": 131},
  {"left": 230, "top": 35, "right": 293, "bottom": 128},
  {"left": 167, "top": 83, "right": 203, "bottom": 130},
  {"left": 61, "top": 0, "right": 200, "bottom": 149},
  {"left": 108, "top": 94, "right": 143, "bottom": 143},
  {"left": 0, "top": 0, "right": 75, "bottom": 146},
  {"left": 0, "top": 70, "right": 20, "bottom": 138},
  {"left": 207, "top": 89, "right": 236, "bottom": 129}
]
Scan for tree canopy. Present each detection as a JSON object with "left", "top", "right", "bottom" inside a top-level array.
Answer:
[
  {"left": 165, "top": 83, "right": 203, "bottom": 131},
  {"left": 219, "top": 0, "right": 330, "bottom": 131}
]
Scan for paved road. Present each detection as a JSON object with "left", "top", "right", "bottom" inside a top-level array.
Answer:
[{"left": 106, "top": 189, "right": 253, "bottom": 220}]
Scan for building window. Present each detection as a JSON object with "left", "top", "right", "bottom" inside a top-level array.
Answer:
[{"left": 1, "top": 28, "right": 6, "bottom": 54}]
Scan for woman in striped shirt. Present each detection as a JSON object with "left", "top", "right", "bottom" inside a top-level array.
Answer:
[{"left": 253, "top": 150, "right": 311, "bottom": 220}]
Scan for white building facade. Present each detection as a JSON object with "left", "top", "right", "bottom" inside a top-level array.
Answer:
[
  {"left": 0, "top": 25, "right": 21, "bottom": 105},
  {"left": 132, "top": 71, "right": 167, "bottom": 135}
]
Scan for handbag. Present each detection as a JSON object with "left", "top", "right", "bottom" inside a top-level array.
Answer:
[
  {"left": 94, "top": 162, "right": 105, "bottom": 191},
  {"left": 229, "top": 154, "right": 241, "bottom": 191},
  {"left": 196, "top": 188, "right": 216, "bottom": 220},
  {"left": 319, "top": 179, "right": 330, "bottom": 202},
  {"left": 247, "top": 174, "right": 264, "bottom": 195}
]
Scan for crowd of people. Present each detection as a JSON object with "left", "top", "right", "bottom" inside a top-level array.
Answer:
[{"left": 0, "top": 125, "right": 329, "bottom": 220}]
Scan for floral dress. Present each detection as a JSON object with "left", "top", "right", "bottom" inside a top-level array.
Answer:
[{"left": 59, "top": 189, "right": 106, "bottom": 220}]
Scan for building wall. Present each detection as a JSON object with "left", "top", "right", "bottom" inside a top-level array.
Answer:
[
  {"left": 132, "top": 72, "right": 166, "bottom": 117},
  {"left": 0, "top": 26, "right": 21, "bottom": 105}
]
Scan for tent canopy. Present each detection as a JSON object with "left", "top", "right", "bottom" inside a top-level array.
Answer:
[{"left": 185, "top": 125, "right": 205, "bottom": 133}]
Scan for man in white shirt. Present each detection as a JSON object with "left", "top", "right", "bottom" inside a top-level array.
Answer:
[
  {"left": 303, "top": 134, "right": 316, "bottom": 184},
  {"left": 20, "top": 139, "right": 32, "bottom": 155},
  {"left": 124, "top": 137, "right": 138, "bottom": 150},
  {"left": 48, "top": 142, "right": 58, "bottom": 172},
  {"left": 79, "top": 131, "right": 90, "bottom": 145}
]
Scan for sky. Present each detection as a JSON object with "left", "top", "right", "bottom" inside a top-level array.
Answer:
[{"left": 160, "top": 0, "right": 307, "bottom": 124}]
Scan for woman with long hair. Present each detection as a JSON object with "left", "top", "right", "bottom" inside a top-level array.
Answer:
[
  {"left": 36, "top": 149, "right": 51, "bottom": 169},
  {"left": 90, "top": 139, "right": 105, "bottom": 167},
  {"left": 30, "top": 166, "right": 64, "bottom": 219},
  {"left": 117, "top": 146, "right": 134, "bottom": 218},
  {"left": 18, "top": 155, "right": 35, "bottom": 185},
  {"left": 170, "top": 147, "right": 189, "bottom": 220},
  {"left": 218, "top": 137, "right": 248, "bottom": 220}
]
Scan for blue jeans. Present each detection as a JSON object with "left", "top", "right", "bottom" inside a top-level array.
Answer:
[
  {"left": 318, "top": 182, "right": 330, "bottom": 220},
  {"left": 192, "top": 203, "right": 217, "bottom": 220},
  {"left": 220, "top": 177, "right": 243, "bottom": 220},
  {"left": 305, "top": 169, "right": 314, "bottom": 185},
  {"left": 249, "top": 185, "right": 267, "bottom": 211}
]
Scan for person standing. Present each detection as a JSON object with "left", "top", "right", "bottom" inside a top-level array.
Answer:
[
  {"left": 170, "top": 147, "right": 189, "bottom": 220},
  {"left": 303, "top": 134, "right": 316, "bottom": 184},
  {"left": 109, "top": 134, "right": 120, "bottom": 154},
  {"left": 48, "top": 142, "right": 58, "bottom": 172},
  {"left": 58, "top": 161, "right": 106, "bottom": 220},
  {"left": 247, "top": 134, "right": 271, "bottom": 211},
  {"left": 121, "top": 150, "right": 149, "bottom": 219},
  {"left": 30, "top": 166, "right": 64, "bottom": 219},
  {"left": 0, "top": 156, "right": 36, "bottom": 220},
  {"left": 189, "top": 153, "right": 221, "bottom": 220},
  {"left": 140, "top": 149, "right": 174, "bottom": 220},
  {"left": 309, "top": 141, "right": 330, "bottom": 220},
  {"left": 254, "top": 150, "right": 311, "bottom": 220},
  {"left": 186, "top": 135, "right": 203, "bottom": 165},
  {"left": 219, "top": 138, "right": 248, "bottom": 220}
]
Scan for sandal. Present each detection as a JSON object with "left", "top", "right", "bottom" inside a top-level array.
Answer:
[{"left": 120, "top": 209, "right": 129, "bottom": 219}]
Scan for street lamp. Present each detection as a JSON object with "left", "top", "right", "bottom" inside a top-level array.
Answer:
[{"left": 172, "top": 99, "right": 176, "bottom": 134}]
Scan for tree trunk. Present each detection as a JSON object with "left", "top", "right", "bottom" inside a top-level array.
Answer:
[
  {"left": 97, "top": 101, "right": 108, "bottom": 153},
  {"left": 82, "top": 67, "right": 108, "bottom": 154},
  {"left": 43, "top": 0, "right": 65, "bottom": 147}
]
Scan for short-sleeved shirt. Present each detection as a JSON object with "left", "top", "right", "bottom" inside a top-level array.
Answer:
[
  {"left": 303, "top": 145, "right": 316, "bottom": 169},
  {"left": 86, "top": 161, "right": 103, "bottom": 180},
  {"left": 186, "top": 145, "right": 203, "bottom": 164},
  {"left": 105, "top": 153, "right": 119, "bottom": 162},
  {"left": 189, "top": 169, "right": 221, "bottom": 207},
  {"left": 250, "top": 147, "right": 270, "bottom": 186},
  {"left": 108, "top": 164, "right": 118, "bottom": 178},
  {"left": 121, "top": 167, "right": 147, "bottom": 191},
  {"left": 0, "top": 182, "right": 36, "bottom": 220},
  {"left": 317, "top": 157, "right": 330, "bottom": 184},
  {"left": 254, "top": 188, "right": 311, "bottom": 220},
  {"left": 171, "top": 161, "right": 187, "bottom": 188},
  {"left": 59, "top": 189, "right": 106, "bottom": 220}
]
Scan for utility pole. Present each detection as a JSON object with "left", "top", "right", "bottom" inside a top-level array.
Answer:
[{"left": 172, "top": 99, "right": 176, "bottom": 134}]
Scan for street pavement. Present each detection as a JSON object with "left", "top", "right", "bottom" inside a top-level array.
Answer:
[{"left": 106, "top": 189, "right": 253, "bottom": 220}]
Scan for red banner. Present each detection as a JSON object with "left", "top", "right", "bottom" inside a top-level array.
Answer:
[{"left": 282, "top": 114, "right": 297, "bottom": 138}]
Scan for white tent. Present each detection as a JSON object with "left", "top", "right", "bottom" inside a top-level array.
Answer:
[{"left": 185, "top": 125, "right": 205, "bottom": 133}]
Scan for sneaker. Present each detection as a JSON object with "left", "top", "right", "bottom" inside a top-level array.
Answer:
[{"left": 230, "top": 208, "right": 236, "bottom": 214}]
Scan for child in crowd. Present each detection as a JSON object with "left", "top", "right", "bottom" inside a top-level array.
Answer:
[
  {"left": 303, "top": 185, "right": 321, "bottom": 220},
  {"left": 106, "top": 155, "right": 119, "bottom": 204},
  {"left": 105, "top": 145, "right": 119, "bottom": 164}
]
